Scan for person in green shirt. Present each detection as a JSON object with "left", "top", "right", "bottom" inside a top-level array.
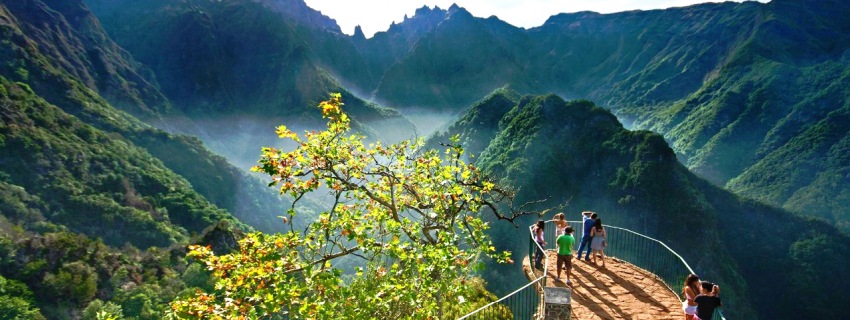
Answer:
[{"left": 556, "top": 226, "right": 576, "bottom": 285}]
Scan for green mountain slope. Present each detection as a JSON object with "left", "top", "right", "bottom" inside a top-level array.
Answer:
[
  {"left": 85, "top": 0, "right": 411, "bottom": 134},
  {"left": 236, "top": 0, "right": 849, "bottom": 233},
  {"left": 618, "top": 0, "right": 850, "bottom": 231},
  {"left": 0, "top": 1, "right": 312, "bottom": 317},
  {"left": 0, "top": 0, "right": 172, "bottom": 120},
  {"left": 1, "top": 0, "right": 314, "bottom": 235},
  {"left": 372, "top": 5, "right": 530, "bottom": 110},
  {"left": 0, "top": 78, "right": 240, "bottom": 248},
  {"left": 431, "top": 90, "right": 850, "bottom": 320},
  {"left": 0, "top": 1, "right": 247, "bottom": 247}
]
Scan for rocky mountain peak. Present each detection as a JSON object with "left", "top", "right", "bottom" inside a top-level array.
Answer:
[
  {"left": 261, "top": 0, "right": 342, "bottom": 33},
  {"left": 353, "top": 24, "right": 366, "bottom": 40}
]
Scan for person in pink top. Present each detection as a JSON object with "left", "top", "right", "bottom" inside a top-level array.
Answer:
[{"left": 533, "top": 220, "right": 546, "bottom": 269}]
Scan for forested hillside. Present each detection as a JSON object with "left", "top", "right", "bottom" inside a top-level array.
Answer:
[
  {"left": 0, "top": 1, "right": 317, "bottom": 317},
  {"left": 0, "top": 0, "right": 172, "bottom": 120},
  {"left": 0, "top": 63, "right": 238, "bottom": 319},
  {"left": 0, "top": 0, "right": 312, "bottom": 233},
  {"left": 378, "top": 0, "right": 850, "bottom": 232},
  {"left": 88, "top": 0, "right": 848, "bottom": 234},
  {"left": 2, "top": 0, "right": 847, "bottom": 318},
  {"left": 85, "top": 0, "right": 412, "bottom": 132},
  {"left": 431, "top": 90, "right": 850, "bottom": 319}
]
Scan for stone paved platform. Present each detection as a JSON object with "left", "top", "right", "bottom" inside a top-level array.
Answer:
[{"left": 525, "top": 250, "right": 682, "bottom": 320}]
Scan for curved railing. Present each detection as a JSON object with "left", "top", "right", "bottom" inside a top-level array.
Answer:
[
  {"left": 456, "top": 223, "right": 550, "bottom": 320},
  {"left": 458, "top": 220, "right": 726, "bottom": 320}
]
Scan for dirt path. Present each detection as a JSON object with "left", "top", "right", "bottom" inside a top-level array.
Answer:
[{"left": 526, "top": 250, "right": 683, "bottom": 320}]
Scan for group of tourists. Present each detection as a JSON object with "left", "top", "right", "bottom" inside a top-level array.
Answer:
[
  {"left": 531, "top": 211, "right": 723, "bottom": 319},
  {"left": 531, "top": 211, "right": 607, "bottom": 285},
  {"left": 682, "top": 274, "right": 722, "bottom": 320}
]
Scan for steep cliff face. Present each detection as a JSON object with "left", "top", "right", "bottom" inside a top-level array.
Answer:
[
  {"left": 0, "top": 2, "right": 327, "bottom": 316},
  {"left": 260, "top": 0, "right": 341, "bottom": 33},
  {"left": 372, "top": 6, "right": 530, "bottom": 110},
  {"left": 0, "top": 0, "right": 171, "bottom": 119}
]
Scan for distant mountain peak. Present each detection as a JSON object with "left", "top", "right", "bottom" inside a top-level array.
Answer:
[
  {"left": 261, "top": 0, "right": 342, "bottom": 33},
  {"left": 541, "top": 11, "right": 602, "bottom": 27},
  {"left": 353, "top": 25, "right": 366, "bottom": 40},
  {"left": 413, "top": 5, "right": 446, "bottom": 17},
  {"left": 447, "top": 4, "right": 472, "bottom": 19}
]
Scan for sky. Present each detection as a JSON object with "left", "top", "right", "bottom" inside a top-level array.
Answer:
[{"left": 303, "top": 0, "right": 770, "bottom": 38}]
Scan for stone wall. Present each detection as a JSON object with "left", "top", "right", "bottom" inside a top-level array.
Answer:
[{"left": 543, "top": 287, "right": 571, "bottom": 320}]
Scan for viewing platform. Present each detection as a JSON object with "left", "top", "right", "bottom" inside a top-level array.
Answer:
[
  {"left": 458, "top": 220, "right": 725, "bottom": 320},
  {"left": 524, "top": 253, "right": 681, "bottom": 319}
]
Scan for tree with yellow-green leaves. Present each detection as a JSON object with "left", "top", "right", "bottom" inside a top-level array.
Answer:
[{"left": 170, "top": 94, "right": 531, "bottom": 319}]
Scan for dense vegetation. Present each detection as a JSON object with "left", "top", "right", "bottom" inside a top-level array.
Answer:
[
  {"left": 86, "top": 0, "right": 850, "bottom": 234},
  {"left": 0, "top": 0, "right": 316, "bottom": 234},
  {"left": 0, "top": 79, "right": 250, "bottom": 318},
  {"left": 0, "top": 0, "right": 173, "bottom": 121},
  {"left": 430, "top": 90, "right": 850, "bottom": 319},
  {"left": 172, "top": 95, "right": 520, "bottom": 319},
  {"left": 0, "top": 1, "right": 317, "bottom": 317},
  {"left": 0, "top": 217, "right": 243, "bottom": 319},
  {"left": 1, "top": 0, "right": 847, "bottom": 319},
  {"left": 0, "top": 77, "right": 240, "bottom": 247},
  {"left": 84, "top": 0, "right": 413, "bottom": 135}
]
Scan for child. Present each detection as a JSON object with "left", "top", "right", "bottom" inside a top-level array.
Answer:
[{"left": 694, "top": 281, "right": 721, "bottom": 320}]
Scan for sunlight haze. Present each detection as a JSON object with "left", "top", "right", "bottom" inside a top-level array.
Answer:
[{"left": 303, "top": 0, "right": 771, "bottom": 37}]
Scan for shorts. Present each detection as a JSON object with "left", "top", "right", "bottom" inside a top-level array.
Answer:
[
  {"left": 682, "top": 302, "right": 697, "bottom": 315},
  {"left": 557, "top": 254, "right": 572, "bottom": 270}
]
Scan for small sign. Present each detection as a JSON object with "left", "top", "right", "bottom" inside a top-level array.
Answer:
[{"left": 544, "top": 287, "right": 571, "bottom": 305}]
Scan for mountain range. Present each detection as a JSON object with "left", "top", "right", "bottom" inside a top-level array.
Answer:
[
  {"left": 358, "top": 0, "right": 850, "bottom": 233},
  {"left": 86, "top": 0, "right": 850, "bottom": 233},
  {"left": 0, "top": 0, "right": 848, "bottom": 318},
  {"left": 430, "top": 89, "right": 850, "bottom": 319}
]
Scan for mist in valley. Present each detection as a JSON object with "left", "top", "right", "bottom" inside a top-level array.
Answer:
[
  {"left": 149, "top": 102, "right": 462, "bottom": 237},
  {"left": 397, "top": 107, "right": 462, "bottom": 138}
]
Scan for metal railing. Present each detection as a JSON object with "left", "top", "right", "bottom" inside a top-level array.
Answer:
[
  {"left": 457, "top": 223, "right": 549, "bottom": 319},
  {"left": 564, "top": 220, "right": 725, "bottom": 320},
  {"left": 458, "top": 220, "right": 726, "bottom": 320}
]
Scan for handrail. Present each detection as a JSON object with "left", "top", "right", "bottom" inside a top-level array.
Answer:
[
  {"left": 603, "top": 224, "right": 696, "bottom": 274},
  {"left": 457, "top": 220, "right": 726, "bottom": 320},
  {"left": 455, "top": 269, "right": 541, "bottom": 319},
  {"left": 456, "top": 222, "right": 549, "bottom": 319},
  {"left": 564, "top": 220, "right": 726, "bottom": 320}
]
